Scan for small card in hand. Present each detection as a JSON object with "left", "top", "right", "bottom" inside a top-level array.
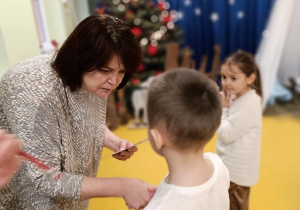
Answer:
[{"left": 112, "top": 138, "right": 149, "bottom": 156}]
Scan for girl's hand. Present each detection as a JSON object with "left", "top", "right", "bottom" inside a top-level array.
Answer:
[{"left": 220, "top": 88, "right": 231, "bottom": 108}]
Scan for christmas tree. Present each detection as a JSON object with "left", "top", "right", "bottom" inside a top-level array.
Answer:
[{"left": 94, "top": 0, "right": 185, "bottom": 110}]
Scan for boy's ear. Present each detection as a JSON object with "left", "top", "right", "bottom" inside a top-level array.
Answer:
[
  {"left": 150, "top": 129, "right": 164, "bottom": 149},
  {"left": 247, "top": 73, "right": 256, "bottom": 85}
]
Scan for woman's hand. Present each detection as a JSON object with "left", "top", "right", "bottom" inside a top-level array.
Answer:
[
  {"left": 104, "top": 126, "right": 138, "bottom": 161},
  {"left": 80, "top": 177, "right": 156, "bottom": 208},
  {"left": 111, "top": 140, "right": 138, "bottom": 161},
  {"left": 122, "top": 179, "right": 157, "bottom": 210},
  {"left": 0, "top": 130, "right": 22, "bottom": 187}
]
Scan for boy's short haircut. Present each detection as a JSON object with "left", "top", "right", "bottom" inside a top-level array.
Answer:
[{"left": 147, "top": 68, "right": 222, "bottom": 149}]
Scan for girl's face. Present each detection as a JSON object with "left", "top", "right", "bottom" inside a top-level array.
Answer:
[
  {"left": 220, "top": 63, "right": 255, "bottom": 98},
  {"left": 81, "top": 55, "right": 125, "bottom": 98}
]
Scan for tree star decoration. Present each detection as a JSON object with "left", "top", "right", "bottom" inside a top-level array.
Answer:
[
  {"left": 237, "top": 11, "right": 245, "bottom": 19},
  {"left": 210, "top": 12, "right": 219, "bottom": 22},
  {"left": 177, "top": 11, "right": 184, "bottom": 20},
  {"left": 195, "top": 8, "right": 201, "bottom": 16},
  {"left": 184, "top": 0, "right": 191, "bottom": 6},
  {"left": 229, "top": 0, "right": 235, "bottom": 5}
]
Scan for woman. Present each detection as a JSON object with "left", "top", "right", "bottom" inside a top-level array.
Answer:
[{"left": 0, "top": 14, "right": 155, "bottom": 210}]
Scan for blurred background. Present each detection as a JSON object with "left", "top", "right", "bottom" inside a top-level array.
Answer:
[{"left": 0, "top": 0, "right": 299, "bottom": 209}]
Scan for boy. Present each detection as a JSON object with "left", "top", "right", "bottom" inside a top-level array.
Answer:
[{"left": 144, "top": 69, "right": 230, "bottom": 210}]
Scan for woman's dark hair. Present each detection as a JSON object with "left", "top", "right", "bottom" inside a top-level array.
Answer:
[
  {"left": 51, "top": 14, "right": 142, "bottom": 92},
  {"left": 223, "top": 50, "right": 263, "bottom": 98}
]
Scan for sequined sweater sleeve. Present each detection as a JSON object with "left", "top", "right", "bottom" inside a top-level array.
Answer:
[{"left": 0, "top": 55, "right": 106, "bottom": 210}]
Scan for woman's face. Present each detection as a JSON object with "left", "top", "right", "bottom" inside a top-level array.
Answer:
[{"left": 81, "top": 55, "right": 126, "bottom": 98}]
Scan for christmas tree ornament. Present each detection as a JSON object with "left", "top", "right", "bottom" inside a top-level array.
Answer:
[
  {"left": 131, "top": 78, "right": 141, "bottom": 86},
  {"left": 138, "top": 64, "right": 144, "bottom": 72},
  {"left": 147, "top": 45, "right": 158, "bottom": 56},
  {"left": 125, "top": 10, "right": 134, "bottom": 19},
  {"left": 131, "top": 27, "right": 143, "bottom": 36}
]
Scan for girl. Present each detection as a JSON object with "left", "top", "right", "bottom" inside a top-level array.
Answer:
[{"left": 216, "top": 51, "right": 263, "bottom": 210}]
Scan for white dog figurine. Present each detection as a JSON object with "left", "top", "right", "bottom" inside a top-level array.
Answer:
[{"left": 130, "top": 76, "right": 154, "bottom": 128}]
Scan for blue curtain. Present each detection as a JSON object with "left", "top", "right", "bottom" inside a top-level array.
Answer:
[{"left": 166, "top": 0, "right": 276, "bottom": 68}]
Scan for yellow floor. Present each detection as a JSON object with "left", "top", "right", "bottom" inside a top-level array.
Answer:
[{"left": 89, "top": 116, "right": 300, "bottom": 210}]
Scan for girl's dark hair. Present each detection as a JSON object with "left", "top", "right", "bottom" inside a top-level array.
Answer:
[
  {"left": 51, "top": 14, "right": 142, "bottom": 92},
  {"left": 223, "top": 50, "right": 263, "bottom": 98}
]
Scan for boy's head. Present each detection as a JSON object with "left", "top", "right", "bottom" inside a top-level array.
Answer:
[{"left": 147, "top": 69, "right": 222, "bottom": 152}]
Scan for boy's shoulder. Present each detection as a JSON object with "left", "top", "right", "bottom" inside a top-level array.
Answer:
[
  {"left": 204, "top": 152, "right": 224, "bottom": 165},
  {"left": 204, "top": 152, "right": 229, "bottom": 178},
  {"left": 204, "top": 152, "right": 220, "bottom": 159}
]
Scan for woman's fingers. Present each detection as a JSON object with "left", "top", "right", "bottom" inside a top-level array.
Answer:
[
  {"left": 127, "top": 146, "right": 138, "bottom": 152},
  {"left": 112, "top": 150, "right": 135, "bottom": 161}
]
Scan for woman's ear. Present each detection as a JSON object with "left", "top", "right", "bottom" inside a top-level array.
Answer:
[
  {"left": 150, "top": 129, "right": 164, "bottom": 150},
  {"left": 247, "top": 73, "right": 256, "bottom": 85}
]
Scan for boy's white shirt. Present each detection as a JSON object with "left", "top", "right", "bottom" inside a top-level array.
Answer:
[{"left": 144, "top": 152, "right": 230, "bottom": 210}]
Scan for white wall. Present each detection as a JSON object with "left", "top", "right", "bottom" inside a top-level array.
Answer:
[
  {"left": 0, "top": 28, "right": 10, "bottom": 77},
  {"left": 43, "top": 0, "right": 76, "bottom": 48},
  {"left": 0, "top": 0, "right": 40, "bottom": 77},
  {"left": 43, "top": 0, "right": 89, "bottom": 49},
  {"left": 73, "top": 0, "right": 90, "bottom": 24},
  {"left": 0, "top": 0, "right": 90, "bottom": 78}
]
